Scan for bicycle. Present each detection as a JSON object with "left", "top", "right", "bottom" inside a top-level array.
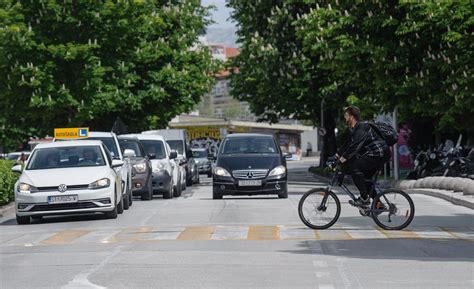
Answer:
[{"left": 298, "top": 160, "right": 415, "bottom": 230}]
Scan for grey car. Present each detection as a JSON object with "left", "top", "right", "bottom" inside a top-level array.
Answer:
[
  {"left": 118, "top": 136, "right": 154, "bottom": 201},
  {"left": 192, "top": 148, "right": 212, "bottom": 178}
]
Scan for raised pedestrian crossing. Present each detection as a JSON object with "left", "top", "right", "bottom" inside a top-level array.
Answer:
[{"left": 1, "top": 225, "right": 472, "bottom": 247}]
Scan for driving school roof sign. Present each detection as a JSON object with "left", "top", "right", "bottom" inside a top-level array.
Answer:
[{"left": 54, "top": 127, "right": 89, "bottom": 139}]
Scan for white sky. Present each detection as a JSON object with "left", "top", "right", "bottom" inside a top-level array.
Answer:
[{"left": 201, "top": 0, "right": 235, "bottom": 29}]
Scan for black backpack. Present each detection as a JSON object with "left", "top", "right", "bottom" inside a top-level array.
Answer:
[{"left": 368, "top": 122, "right": 399, "bottom": 146}]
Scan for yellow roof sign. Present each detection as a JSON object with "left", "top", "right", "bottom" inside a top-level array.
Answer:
[{"left": 54, "top": 127, "right": 89, "bottom": 139}]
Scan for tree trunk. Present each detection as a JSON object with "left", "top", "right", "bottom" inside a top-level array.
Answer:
[{"left": 320, "top": 110, "right": 337, "bottom": 167}]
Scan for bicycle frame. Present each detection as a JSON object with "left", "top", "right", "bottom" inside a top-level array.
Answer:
[{"left": 324, "top": 166, "right": 389, "bottom": 214}]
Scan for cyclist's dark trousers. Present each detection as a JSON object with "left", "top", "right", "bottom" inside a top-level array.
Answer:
[{"left": 342, "top": 157, "right": 384, "bottom": 200}]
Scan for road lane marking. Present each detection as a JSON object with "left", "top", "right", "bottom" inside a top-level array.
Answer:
[
  {"left": 318, "top": 229, "right": 352, "bottom": 240},
  {"left": 211, "top": 226, "right": 248, "bottom": 240},
  {"left": 3, "top": 233, "right": 57, "bottom": 246},
  {"left": 109, "top": 227, "right": 153, "bottom": 243},
  {"left": 41, "top": 230, "right": 89, "bottom": 245},
  {"left": 247, "top": 226, "right": 280, "bottom": 240},
  {"left": 414, "top": 227, "right": 456, "bottom": 239},
  {"left": 440, "top": 227, "right": 474, "bottom": 241},
  {"left": 345, "top": 229, "right": 386, "bottom": 239},
  {"left": 177, "top": 226, "right": 215, "bottom": 240},
  {"left": 72, "top": 230, "right": 122, "bottom": 244},
  {"left": 280, "top": 226, "right": 317, "bottom": 240},
  {"left": 143, "top": 227, "right": 185, "bottom": 241},
  {"left": 377, "top": 228, "right": 420, "bottom": 239}
]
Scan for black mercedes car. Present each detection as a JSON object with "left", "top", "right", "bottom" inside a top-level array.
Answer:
[{"left": 211, "top": 133, "right": 289, "bottom": 199}]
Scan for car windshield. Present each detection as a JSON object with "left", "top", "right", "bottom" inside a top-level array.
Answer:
[
  {"left": 222, "top": 137, "right": 278, "bottom": 154},
  {"left": 88, "top": 137, "right": 120, "bottom": 159},
  {"left": 118, "top": 139, "right": 144, "bottom": 157},
  {"left": 167, "top": 140, "right": 184, "bottom": 155},
  {"left": 141, "top": 140, "right": 166, "bottom": 159},
  {"left": 192, "top": 150, "right": 208, "bottom": 158},
  {"left": 26, "top": 146, "right": 106, "bottom": 170}
]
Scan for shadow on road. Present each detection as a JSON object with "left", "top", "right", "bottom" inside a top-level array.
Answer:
[{"left": 279, "top": 237, "right": 474, "bottom": 263}]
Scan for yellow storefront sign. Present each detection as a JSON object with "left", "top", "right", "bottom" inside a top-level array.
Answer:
[{"left": 54, "top": 127, "right": 89, "bottom": 139}]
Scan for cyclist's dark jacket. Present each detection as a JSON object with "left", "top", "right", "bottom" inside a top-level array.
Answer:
[{"left": 337, "top": 121, "right": 387, "bottom": 160}]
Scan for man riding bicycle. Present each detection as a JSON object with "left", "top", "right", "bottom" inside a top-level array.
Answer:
[{"left": 336, "top": 106, "right": 388, "bottom": 207}]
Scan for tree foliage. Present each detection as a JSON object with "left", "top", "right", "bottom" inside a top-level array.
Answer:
[
  {"left": 228, "top": 1, "right": 473, "bottom": 152},
  {"left": 0, "top": 0, "right": 218, "bottom": 150}
]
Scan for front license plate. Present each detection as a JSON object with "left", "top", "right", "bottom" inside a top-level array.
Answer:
[
  {"left": 47, "top": 195, "right": 78, "bottom": 204},
  {"left": 238, "top": 180, "right": 262, "bottom": 187}
]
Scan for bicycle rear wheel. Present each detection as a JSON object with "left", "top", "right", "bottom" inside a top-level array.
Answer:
[
  {"left": 371, "top": 189, "right": 415, "bottom": 230},
  {"left": 298, "top": 188, "right": 341, "bottom": 230}
]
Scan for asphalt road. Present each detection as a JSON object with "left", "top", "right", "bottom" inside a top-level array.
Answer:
[{"left": 0, "top": 160, "right": 473, "bottom": 289}]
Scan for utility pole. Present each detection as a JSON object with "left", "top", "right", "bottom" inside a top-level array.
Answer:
[{"left": 319, "top": 99, "right": 325, "bottom": 167}]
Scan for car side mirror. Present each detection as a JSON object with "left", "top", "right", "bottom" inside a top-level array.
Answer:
[
  {"left": 187, "top": 149, "right": 193, "bottom": 158},
  {"left": 284, "top": 153, "right": 292, "bottom": 159},
  {"left": 207, "top": 154, "right": 216, "bottom": 161},
  {"left": 123, "top": 149, "right": 136, "bottom": 158},
  {"left": 169, "top": 150, "right": 178, "bottom": 160},
  {"left": 148, "top": 153, "right": 156, "bottom": 160},
  {"left": 11, "top": 165, "right": 22, "bottom": 173},
  {"left": 111, "top": 159, "right": 124, "bottom": 168}
]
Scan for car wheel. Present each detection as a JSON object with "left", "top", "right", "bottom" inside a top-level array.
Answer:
[
  {"left": 128, "top": 188, "right": 133, "bottom": 206},
  {"left": 173, "top": 183, "right": 182, "bottom": 198},
  {"left": 212, "top": 187, "right": 223, "bottom": 200},
  {"left": 117, "top": 195, "right": 124, "bottom": 214},
  {"left": 123, "top": 191, "right": 130, "bottom": 210},
  {"left": 186, "top": 176, "right": 193, "bottom": 187},
  {"left": 105, "top": 205, "right": 118, "bottom": 219},
  {"left": 31, "top": 215, "right": 43, "bottom": 220},
  {"left": 278, "top": 184, "right": 288, "bottom": 199},
  {"left": 16, "top": 215, "right": 30, "bottom": 225},
  {"left": 163, "top": 182, "right": 173, "bottom": 199}
]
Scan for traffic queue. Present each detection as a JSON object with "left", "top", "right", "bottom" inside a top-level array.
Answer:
[{"left": 12, "top": 127, "right": 199, "bottom": 224}]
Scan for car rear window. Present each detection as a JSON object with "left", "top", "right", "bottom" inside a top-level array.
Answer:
[
  {"left": 141, "top": 140, "right": 166, "bottom": 159},
  {"left": 119, "top": 139, "right": 144, "bottom": 157},
  {"left": 222, "top": 137, "right": 278, "bottom": 154}
]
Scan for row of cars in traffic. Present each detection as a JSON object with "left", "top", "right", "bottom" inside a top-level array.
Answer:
[{"left": 11, "top": 129, "right": 212, "bottom": 224}]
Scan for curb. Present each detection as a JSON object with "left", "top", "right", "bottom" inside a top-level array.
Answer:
[
  {"left": 0, "top": 202, "right": 14, "bottom": 218},
  {"left": 406, "top": 189, "right": 474, "bottom": 210}
]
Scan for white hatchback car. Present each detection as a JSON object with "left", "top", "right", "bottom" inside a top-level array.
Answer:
[{"left": 13, "top": 140, "right": 124, "bottom": 224}]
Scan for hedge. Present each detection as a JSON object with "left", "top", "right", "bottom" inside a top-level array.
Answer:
[{"left": 0, "top": 160, "right": 20, "bottom": 206}]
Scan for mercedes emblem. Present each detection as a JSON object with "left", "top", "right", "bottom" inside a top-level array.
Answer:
[{"left": 58, "top": 184, "right": 68, "bottom": 193}]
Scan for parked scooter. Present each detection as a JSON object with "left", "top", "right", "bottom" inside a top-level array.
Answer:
[{"left": 407, "top": 144, "right": 445, "bottom": 179}]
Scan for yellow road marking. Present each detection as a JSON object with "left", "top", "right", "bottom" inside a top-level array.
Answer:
[
  {"left": 247, "top": 226, "right": 280, "bottom": 240},
  {"left": 440, "top": 227, "right": 474, "bottom": 241},
  {"left": 317, "top": 229, "right": 352, "bottom": 240},
  {"left": 109, "top": 227, "right": 153, "bottom": 243},
  {"left": 40, "top": 230, "right": 89, "bottom": 245},
  {"left": 376, "top": 228, "right": 420, "bottom": 239},
  {"left": 313, "top": 230, "right": 321, "bottom": 240},
  {"left": 177, "top": 227, "right": 215, "bottom": 240}
]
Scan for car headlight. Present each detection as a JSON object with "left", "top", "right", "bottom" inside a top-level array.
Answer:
[
  {"left": 18, "top": 183, "right": 38, "bottom": 193},
  {"left": 269, "top": 165, "right": 286, "bottom": 176},
  {"left": 88, "top": 178, "right": 110, "bottom": 189},
  {"left": 133, "top": 163, "right": 147, "bottom": 173},
  {"left": 214, "top": 167, "right": 231, "bottom": 177},
  {"left": 153, "top": 162, "right": 166, "bottom": 172}
]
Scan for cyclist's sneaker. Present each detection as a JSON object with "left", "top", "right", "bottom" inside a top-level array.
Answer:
[{"left": 349, "top": 197, "right": 370, "bottom": 207}]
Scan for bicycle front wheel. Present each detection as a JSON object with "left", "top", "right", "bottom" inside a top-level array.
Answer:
[
  {"left": 298, "top": 188, "right": 341, "bottom": 230},
  {"left": 371, "top": 189, "right": 415, "bottom": 230}
]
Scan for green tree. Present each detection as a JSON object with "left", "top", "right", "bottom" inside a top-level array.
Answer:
[
  {"left": 0, "top": 0, "right": 219, "bottom": 150},
  {"left": 229, "top": 1, "right": 473, "bottom": 164}
]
